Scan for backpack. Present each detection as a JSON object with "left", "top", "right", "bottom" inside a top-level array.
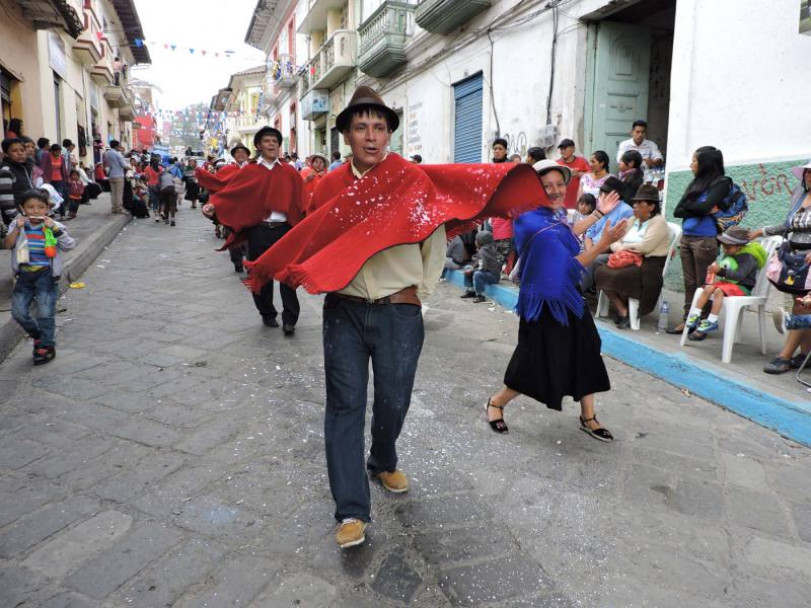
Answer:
[{"left": 713, "top": 181, "right": 748, "bottom": 232}]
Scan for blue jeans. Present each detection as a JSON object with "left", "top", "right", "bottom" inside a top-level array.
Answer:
[
  {"left": 787, "top": 314, "right": 811, "bottom": 330},
  {"left": 322, "top": 296, "right": 424, "bottom": 522},
  {"left": 464, "top": 269, "right": 499, "bottom": 295},
  {"left": 11, "top": 270, "right": 58, "bottom": 347}
]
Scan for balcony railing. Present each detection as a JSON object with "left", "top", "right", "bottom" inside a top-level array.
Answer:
[
  {"left": 415, "top": 0, "right": 491, "bottom": 35},
  {"left": 318, "top": 30, "right": 357, "bottom": 88},
  {"left": 358, "top": 1, "right": 415, "bottom": 78},
  {"left": 73, "top": 7, "right": 103, "bottom": 65},
  {"left": 272, "top": 53, "right": 299, "bottom": 88}
]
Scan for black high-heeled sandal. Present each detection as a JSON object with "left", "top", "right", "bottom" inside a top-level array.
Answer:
[
  {"left": 485, "top": 399, "right": 509, "bottom": 434},
  {"left": 579, "top": 415, "right": 613, "bottom": 442}
]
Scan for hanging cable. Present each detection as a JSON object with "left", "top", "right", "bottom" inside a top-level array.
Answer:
[
  {"left": 487, "top": 28, "right": 501, "bottom": 137},
  {"left": 546, "top": 0, "right": 560, "bottom": 126}
]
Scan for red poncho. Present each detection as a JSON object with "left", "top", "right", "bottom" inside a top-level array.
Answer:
[
  {"left": 195, "top": 164, "right": 241, "bottom": 193},
  {"left": 199, "top": 162, "right": 306, "bottom": 249},
  {"left": 244, "top": 153, "right": 547, "bottom": 295}
]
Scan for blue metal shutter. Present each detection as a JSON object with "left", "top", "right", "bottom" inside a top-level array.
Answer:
[{"left": 453, "top": 74, "right": 483, "bottom": 164}]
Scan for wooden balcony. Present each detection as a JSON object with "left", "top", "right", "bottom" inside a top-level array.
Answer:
[
  {"left": 415, "top": 0, "right": 491, "bottom": 35},
  {"left": 358, "top": 1, "right": 415, "bottom": 78}
]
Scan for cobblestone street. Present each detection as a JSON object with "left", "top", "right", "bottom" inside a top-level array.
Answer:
[{"left": 1, "top": 210, "right": 811, "bottom": 607}]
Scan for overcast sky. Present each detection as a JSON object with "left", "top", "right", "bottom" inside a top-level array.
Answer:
[{"left": 131, "top": 0, "right": 266, "bottom": 111}]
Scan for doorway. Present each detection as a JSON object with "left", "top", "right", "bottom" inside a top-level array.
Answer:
[{"left": 584, "top": 0, "right": 675, "bottom": 172}]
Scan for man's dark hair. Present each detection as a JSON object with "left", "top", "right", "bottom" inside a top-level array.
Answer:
[
  {"left": 527, "top": 146, "right": 546, "bottom": 163},
  {"left": 332, "top": 150, "right": 341, "bottom": 161},
  {"left": 291, "top": 152, "right": 298, "bottom": 159},
  {"left": 37, "top": 137, "right": 50, "bottom": 149},
  {"left": 19, "top": 136, "right": 33, "bottom": 145},
  {"left": 598, "top": 175, "right": 625, "bottom": 198},
  {"left": 109, "top": 140, "right": 120, "bottom": 149},
  {"left": 253, "top": 126, "right": 283, "bottom": 147},
  {"left": 632, "top": 120, "right": 648, "bottom": 130},
  {"left": 18, "top": 188, "right": 51, "bottom": 208},
  {"left": 1, "top": 138, "right": 24, "bottom": 154},
  {"left": 49, "top": 143, "right": 62, "bottom": 152},
  {"left": 339, "top": 107, "right": 393, "bottom": 134},
  {"left": 62, "top": 139, "right": 74, "bottom": 148},
  {"left": 493, "top": 138, "right": 508, "bottom": 149}
]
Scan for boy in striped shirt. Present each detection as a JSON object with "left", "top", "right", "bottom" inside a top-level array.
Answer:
[{"left": 4, "top": 189, "right": 75, "bottom": 364}]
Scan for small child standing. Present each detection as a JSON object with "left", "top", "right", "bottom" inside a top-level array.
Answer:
[
  {"left": 687, "top": 226, "right": 766, "bottom": 340},
  {"left": 460, "top": 231, "right": 501, "bottom": 303},
  {"left": 4, "top": 189, "right": 76, "bottom": 364},
  {"left": 67, "top": 169, "right": 84, "bottom": 219}
]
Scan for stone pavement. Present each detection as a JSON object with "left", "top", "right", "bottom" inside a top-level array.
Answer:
[{"left": 1, "top": 208, "right": 810, "bottom": 607}]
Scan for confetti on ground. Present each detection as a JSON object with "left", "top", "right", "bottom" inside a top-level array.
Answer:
[{"left": 69, "top": 282, "right": 86, "bottom": 289}]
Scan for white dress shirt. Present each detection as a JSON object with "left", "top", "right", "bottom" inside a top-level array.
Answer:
[
  {"left": 616, "top": 138, "right": 663, "bottom": 165},
  {"left": 257, "top": 156, "right": 287, "bottom": 222}
]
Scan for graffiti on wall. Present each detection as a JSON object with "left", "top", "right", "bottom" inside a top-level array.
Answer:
[
  {"left": 502, "top": 131, "right": 528, "bottom": 157},
  {"left": 737, "top": 163, "right": 793, "bottom": 202}
]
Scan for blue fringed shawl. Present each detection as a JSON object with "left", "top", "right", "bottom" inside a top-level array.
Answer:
[{"left": 515, "top": 207, "right": 585, "bottom": 325}]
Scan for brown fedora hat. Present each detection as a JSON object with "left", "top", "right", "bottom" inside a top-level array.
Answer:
[
  {"left": 630, "top": 184, "right": 661, "bottom": 203},
  {"left": 335, "top": 86, "right": 399, "bottom": 133}
]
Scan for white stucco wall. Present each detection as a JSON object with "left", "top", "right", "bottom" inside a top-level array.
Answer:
[{"left": 667, "top": 0, "right": 811, "bottom": 170}]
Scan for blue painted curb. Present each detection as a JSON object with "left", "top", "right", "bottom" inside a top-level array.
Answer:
[{"left": 444, "top": 269, "right": 811, "bottom": 447}]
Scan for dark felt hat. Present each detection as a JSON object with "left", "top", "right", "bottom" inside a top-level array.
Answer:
[
  {"left": 253, "top": 126, "right": 283, "bottom": 148},
  {"left": 230, "top": 142, "right": 251, "bottom": 156},
  {"left": 336, "top": 86, "right": 399, "bottom": 133},
  {"left": 630, "top": 184, "right": 661, "bottom": 202}
]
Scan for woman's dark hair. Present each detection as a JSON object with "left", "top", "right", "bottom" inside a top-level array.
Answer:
[
  {"left": 8, "top": 118, "right": 23, "bottom": 134},
  {"left": 49, "top": 143, "right": 62, "bottom": 152},
  {"left": 70, "top": 169, "right": 80, "bottom": 177},
  {"left": 18, "top": 188, "right": 51, "bottom": 208},
  {"left": 620, "top": 150, "right": 644, "bottom": 199},
  {"left": 804, "top": 169, "right": 810, "bottom": 193},
  {"left": 577, "top": 193, "right": 596, "bottom": 213},
  {"left": 685, "top": 146, "right": 725, "bottom": 199},
  {"left": 620, "top": 150, "right": 643, "bottom": 170},
  {"left": 37, "top": 137, "right": 50, "bottom": 149},
  {"left": 591, "top": 150, "right": 610, "bottom": 172}
]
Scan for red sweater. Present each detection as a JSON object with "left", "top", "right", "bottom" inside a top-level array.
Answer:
[{"left": 244, "top": 154, "right": 547, "bottom": 294}]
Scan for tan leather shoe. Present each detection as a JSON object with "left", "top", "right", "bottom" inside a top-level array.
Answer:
[
  {"left": 375, "top": 469, "right": 409, "bottom": 493},
  {"left": 336, "top": 518, "right": 367, "bottom": 549}
]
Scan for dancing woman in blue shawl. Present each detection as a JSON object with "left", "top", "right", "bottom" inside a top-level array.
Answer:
[{"left": 485, "top": 160, "right": 629, "bottom": 442}]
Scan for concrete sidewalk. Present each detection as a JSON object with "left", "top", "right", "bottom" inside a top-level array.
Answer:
[
  {"left": 445, "top": 271, "right": 811, "bottom": 447},
  {"left": 0, "top": 193, "right": 131, "bottom": 363}
]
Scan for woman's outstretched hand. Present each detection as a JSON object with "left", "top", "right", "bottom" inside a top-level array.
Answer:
[{"left": 596, "top": 190, "right": 621, "bottom": 215}]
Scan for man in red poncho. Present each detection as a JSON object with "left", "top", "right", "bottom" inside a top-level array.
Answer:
[
  {"left": 201, "top": 127, "right": 305, "bottom": 334},
  {"left": 244, "top": 87, "right": 546, "bottom": 549}
]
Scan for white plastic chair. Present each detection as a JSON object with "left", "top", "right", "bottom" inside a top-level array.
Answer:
[
  {"left": 679, "top": 236, "right": 783, "bottom": 363},
  {"left": 597, "top": 221, "right": 682, "bottom": 331}
]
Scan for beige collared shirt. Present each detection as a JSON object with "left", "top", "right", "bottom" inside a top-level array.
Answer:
[
  {"left": 258, "top": 156, "right": 287, "bottom": 223},
  {"left": 337, "top": 159, "right": 446, "bottom": 301}
]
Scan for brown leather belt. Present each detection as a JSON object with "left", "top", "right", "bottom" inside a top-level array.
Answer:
[{"left": 327, "top": 286, "right": 421, "bottom": 307}]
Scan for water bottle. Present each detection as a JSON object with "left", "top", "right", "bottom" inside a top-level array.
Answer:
[{"left": 657, "top": 299, "right": 669, "bottom": 332}]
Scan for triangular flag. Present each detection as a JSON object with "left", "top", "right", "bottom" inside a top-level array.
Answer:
[
  {"left": 164, "top": 44, "right": 169, "bottom": 49},
  {"left": 189, "top": 48, "right": 195, "bottom": 54},
  {"left": 134, "top": 38, "right": 143, "bottom": 47},
  {"left": 201, "top": 50, "right": 206, "bottom": 56},
  {"left": 171, "top": 45, "right": 176, "bottom": 51},
  {"left": 215, "top": 53, "right": 219, "bottom": 57}
]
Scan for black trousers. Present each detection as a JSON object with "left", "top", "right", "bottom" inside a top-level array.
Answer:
[{"left": 246, "top": 223, "right": 299, "bottom": 326}]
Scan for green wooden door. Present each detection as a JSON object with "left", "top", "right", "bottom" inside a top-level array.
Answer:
[{"left": 588, "top": 22, "right": 651, "bottom": 172}]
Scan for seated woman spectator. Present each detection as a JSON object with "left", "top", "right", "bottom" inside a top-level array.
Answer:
[
  {"left": 594, "top": 185, "right": 670, "bottom": 328},
  {"left": 750, "top": 159, "right": 811, "bottom": 373},
  {"left": 444, "top": 234, "right": 470, "bottom": 273},
  {"left": 618, "top": 149, "right": 644, "bottom": 201},
  {"left": 577, "top": 150, "right": 612, "bottom": 200}
]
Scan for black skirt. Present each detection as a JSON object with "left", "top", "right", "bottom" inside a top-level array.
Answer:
[{"left": 503, "top": 306, "right": 611, "bottom": 410}]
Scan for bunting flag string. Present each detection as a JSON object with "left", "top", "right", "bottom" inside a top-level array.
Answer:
[{"left": 134, "top": 38, "right": 261, "bottom": 61}]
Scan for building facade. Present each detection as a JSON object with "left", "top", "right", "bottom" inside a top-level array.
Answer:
[
  {"left": 238, "top": 0, "right": 810, "bottom": 235},
  {"left": 0, "top": 0, "right": 150, "bottom": 165}
]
